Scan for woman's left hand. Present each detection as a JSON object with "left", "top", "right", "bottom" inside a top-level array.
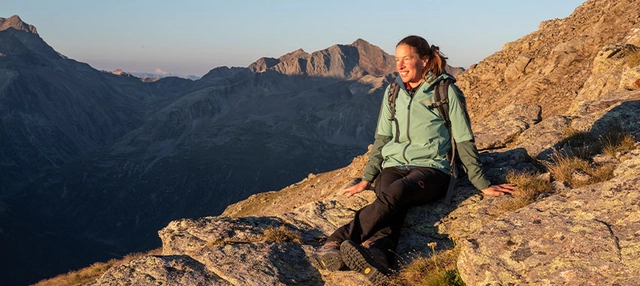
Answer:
[{"left": 480, "top": 184, "right": 516, "bottom": 197}]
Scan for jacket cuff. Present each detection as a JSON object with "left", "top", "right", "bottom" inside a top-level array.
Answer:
[
  {"left": 362, "top": 174, "right": 376, "bottom": 184},
  {"left": 472, "top": 178, "right": 491, "bottom": 191}
]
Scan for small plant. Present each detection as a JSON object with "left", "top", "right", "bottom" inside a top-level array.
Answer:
[
  {"left": 600, "top": 126, "right": 637, "bottom": 157},
  {"left": 545, "top": 150, "right": 614, "bottom": 188},
  {"left": 428, "top": 242, "right": 439, "bottom": 271},
  {"left": 494, "top": 171, "right": 553, "bottom": 214},
  {"left": 558, "top": 128, "right": 600, "bottom": 159},
  {"left": 206, "top": 240, "right": 231, "bottom": 247},
  {"left": 390, "top": 244, "right": 464, "bottom": 286},
  {"left": 263, "top": 225, "right": 301, "bottom": 243},
  {"left": 542, "top": 125, "right": 636, "bottom": 189}
]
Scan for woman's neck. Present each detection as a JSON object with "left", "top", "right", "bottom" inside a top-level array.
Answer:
[{"left": 405, "top": 80, "right": 424, "bottom": 90}]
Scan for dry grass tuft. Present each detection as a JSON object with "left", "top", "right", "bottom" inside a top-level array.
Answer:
[
  {"left": 33, "top": 248, "right": 161, "bottom": 286},
  {"left": 544, "top": 125, "right": 635, "bottom": 188},
  {"left": 626, "top": 50, "right": 640, "bottom": 67},
  {"left": 545, "top": 151, "right": 614, "bottom": 188},
  {"left": 494, "top": 171, "right": 553, "bottom": 214},
  {"left": 558, "top": 128, "right": 600, "bottom": 159},
  {"left": 600, "top": 128, "right": 637, "bottom": 157},
  {"left": 263, "top": 225, "right": 301, "bottom": 243},
  {"left": 390, "top": 244, "right": 464, "bottom": 286}
]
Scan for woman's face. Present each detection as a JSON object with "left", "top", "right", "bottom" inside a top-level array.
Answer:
[{"left": 395, "top": 44, "right": 427, "bottom": 88}]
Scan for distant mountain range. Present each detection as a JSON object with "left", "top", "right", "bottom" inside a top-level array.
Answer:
[
  {"left": 0, "top": 14, "right": 405, "bottom": 285},
  {"left": 110, "top": 69, "right": 201, "bottom": 81}
]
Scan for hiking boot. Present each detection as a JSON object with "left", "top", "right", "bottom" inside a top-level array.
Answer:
[
  {"left": 340, "top": 240, "right": 391, "bottom": 285},
  {"left": 310, "top": 241, "right": 345, "bottom": 271}
]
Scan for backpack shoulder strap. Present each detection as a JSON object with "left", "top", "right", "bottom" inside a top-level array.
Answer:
[
  {"left": 434, "top": 78, "right": 453, "bottom": 127},
  {"left": 387, "top": 81, "right": 401, "bottom": 143},
  {"left": 434, "top": 78, "right": 460, "bottom": 204}
]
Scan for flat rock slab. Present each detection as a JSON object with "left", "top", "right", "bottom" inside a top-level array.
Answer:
[{"left": 457, "top": 172, "right": 640, "bottom": 285}]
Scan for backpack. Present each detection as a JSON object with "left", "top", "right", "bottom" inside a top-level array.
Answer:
[{"left": 387, "top": 78, "right": 463, "bottom": 204}]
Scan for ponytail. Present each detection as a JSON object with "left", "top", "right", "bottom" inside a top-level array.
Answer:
[{"left": 424, "top": 44, "right": 447, "bottom": 78}]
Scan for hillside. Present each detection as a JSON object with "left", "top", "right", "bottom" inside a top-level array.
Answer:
[
  {"left": 458, "top": 0, "right": 640, "bottom": 122},
  {"left": 78, "top": 0, "right": 640, "bottom": 285}
]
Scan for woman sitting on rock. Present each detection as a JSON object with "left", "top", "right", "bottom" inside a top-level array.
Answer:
[{"left": 311, "top": 35, "right": 516, "bottom": 285}]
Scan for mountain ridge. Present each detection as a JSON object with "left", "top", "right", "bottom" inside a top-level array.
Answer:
[{"left": 248, "top": 38, "right": 396, "bottom": 79}]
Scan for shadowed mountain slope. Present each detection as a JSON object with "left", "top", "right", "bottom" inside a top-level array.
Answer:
[{"left": 1, "top": 15, "right": 400, "bottom": 285}]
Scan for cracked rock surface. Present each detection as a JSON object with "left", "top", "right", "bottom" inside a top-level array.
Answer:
[{"left": 457, "top": 158, "right": 640, "bottom": 285}]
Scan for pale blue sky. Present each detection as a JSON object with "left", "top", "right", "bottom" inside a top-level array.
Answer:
[{"left": 3, "top": 0, "right": 586, "bottom": 77}]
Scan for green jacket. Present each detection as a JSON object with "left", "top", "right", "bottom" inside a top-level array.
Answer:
[{"left": 362, "top": 73, "right": 491, "bottom": 191}]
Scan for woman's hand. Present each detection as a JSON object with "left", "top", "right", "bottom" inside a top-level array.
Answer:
[
  {"left": 342, "top": 180, "right": 370, "bottom": 197},
  {"left": 481, "top": 184, "right": 516, "bottom": 197}
]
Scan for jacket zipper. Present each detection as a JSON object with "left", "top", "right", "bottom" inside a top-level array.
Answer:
[{"left": 401, "top": 95, "right": 414, "bottom": 165}]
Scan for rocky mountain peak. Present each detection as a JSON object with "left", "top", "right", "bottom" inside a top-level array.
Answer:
[
  {"left": 248, "top": 38, "right": 396, "bottom": 79},
  {"left": 350, "top": 38, "right": 381, "bottom": 53},
  {"left": 0, "top": 15, "right": 60, "bottom": 60},
  {"left": 351, "top": 38, "right": 370, "bottom": 46},
  {"left": 278, "top": 48, "right": 308, "bottom": 61},
  {"left": 0, "top": 15, "right": 38, "bottom": 34}
]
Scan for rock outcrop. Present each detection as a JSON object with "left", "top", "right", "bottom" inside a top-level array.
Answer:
[
  {"left": 457, "top": 0, "right": 640, "bottom": 122},
  {"left": 457, "top": 151, "right": 640, "bottom": 285}
]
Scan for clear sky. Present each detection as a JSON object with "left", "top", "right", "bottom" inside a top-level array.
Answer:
[{"left": 3, "top": 0, "right": 586, "bottom": 78}]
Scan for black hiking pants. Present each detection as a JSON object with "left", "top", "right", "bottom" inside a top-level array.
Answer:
[{"left": 327, "top": 166, "right": 449, "bottom": 260}]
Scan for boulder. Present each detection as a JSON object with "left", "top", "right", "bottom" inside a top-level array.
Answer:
[
  {"left": 474, "top": 104, "right": 541, "bottom": 150},
  {"left": 88, "top": 255, "right": 230, "bottom": 286}
]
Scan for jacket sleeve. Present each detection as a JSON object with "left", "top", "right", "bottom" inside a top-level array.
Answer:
[
  {"left": 448, "top": 84, "right": 491, "bottom": 190},
  {"left": 457, "top": 140, "right": 491, "bottom": 190},
  {"left": 362, "top": 134, "right": 391, "bottom": 182},
  {"left": 362, "top": 84, "right": 393, "bottom": 183}
]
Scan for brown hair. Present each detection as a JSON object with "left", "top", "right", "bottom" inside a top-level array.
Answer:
[{"left": 397, "top": 35, "right": 447, "bottom": 79}]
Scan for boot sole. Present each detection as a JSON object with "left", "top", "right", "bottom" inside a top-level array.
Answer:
[
  {"left": 340, "top": 240, "right": 390, "bottom": 285},
  {"left": 310, "top": 250, "right": 344, "bottom": 271}
]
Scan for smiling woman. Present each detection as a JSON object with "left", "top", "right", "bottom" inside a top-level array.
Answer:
[{"left": 310, "top": 34, "right": 516, "bottom": 285}]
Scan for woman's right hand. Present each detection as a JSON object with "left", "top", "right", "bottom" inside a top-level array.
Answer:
[{"left": 341, "top": 180, "right": 370, "bottom": 197}]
